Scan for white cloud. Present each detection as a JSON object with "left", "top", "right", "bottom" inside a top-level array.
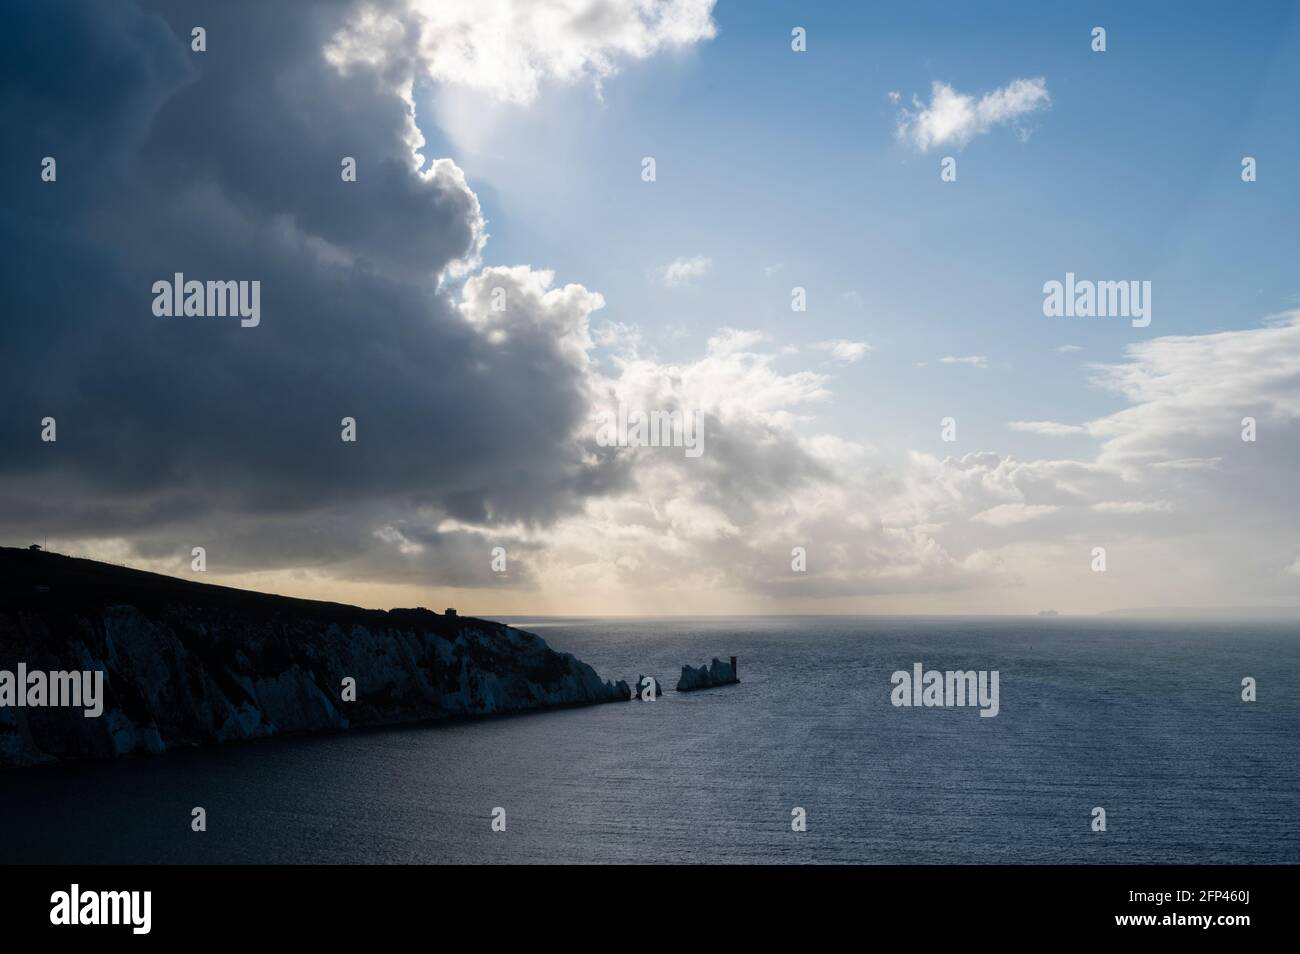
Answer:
[
  {"left": 815, "top": 339, "right": 873, "bottom": 364},
  {"left": 896, "top": 77, "right": 1050, "bottom": 151},
  {"left": 660, "top": 254, "right": 712, "bottom": 287},
  {"left": 972, "top": 504, "right": 1059, "bottom": 527},
  {"left": 593, "top": 320, "right": 642, "bottom": 355},
  {"left": 1008, "top": 420, "right": 1087, "bottom": 436},
  {"left": 705, "top": 327, "right": 769, "bottom": 356},
  {"left": 355, "top": 310, "right": 1300, "bottom": 612},
  {"left": 1151, "top": 457, "right": 1222, "bottom": 471},
  {"left": 1057, "top": 344, "right": 1083, "bottom": 353},
  {"left": 1091, "top": 501, "right": 1173, "bottom": 514},
  {"left": 1087, "top": 313, "right": 1300, "bottom": 475},
  {"left": 326, "top": 0, "right": 719, "bottom": 105},
  {"left": 940, "top": 355, "right": 989, "bottom": 368},
  {"left": 374, "top": 525, "right": 425, "bottom": 555}
]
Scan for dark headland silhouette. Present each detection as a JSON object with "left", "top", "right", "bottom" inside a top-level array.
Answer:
[{"left": 0, "top": 546, "right": 652, "bottom": 767}]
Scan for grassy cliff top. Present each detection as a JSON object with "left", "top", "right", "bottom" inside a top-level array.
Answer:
[{"left": 0, "top": 546, "right": 472, "bottom": 633}]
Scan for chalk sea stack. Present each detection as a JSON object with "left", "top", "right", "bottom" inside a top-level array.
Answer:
[
  {"left": 676, "top": 657, "right": 739, "bottom": 692},
  {"left": 0, "top": 547, "right": 630, "bottom": 767},
  {"left": 635, "top": 675, "right": 664, "bottom": 698}
]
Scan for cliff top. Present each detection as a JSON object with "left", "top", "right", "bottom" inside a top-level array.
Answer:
[{"left": 0, "top": 546, "right": 473, "bottom": 635}]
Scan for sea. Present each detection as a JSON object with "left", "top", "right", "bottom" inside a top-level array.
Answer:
[{"left": 2, "top": 616, "right": 1297, "bottom": 864}]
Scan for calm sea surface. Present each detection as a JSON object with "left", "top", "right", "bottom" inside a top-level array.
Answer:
[{"left": 2, "top": 617, "right": 1297, "bottom": 864}]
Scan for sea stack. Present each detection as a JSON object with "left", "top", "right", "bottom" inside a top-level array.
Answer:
[
  {"left": 675, "top": 657, "right": 739, "bottom": 692},
  {"left": 635, "top": 675, "right": 664, "bottom": 698}
]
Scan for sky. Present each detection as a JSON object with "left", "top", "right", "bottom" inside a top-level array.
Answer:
[{"left": 2, "top": 0, "right": 1299, "bottom": 616}]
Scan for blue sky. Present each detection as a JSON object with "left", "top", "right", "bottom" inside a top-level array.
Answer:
[{"left": 430, "top": 0, "right": 1300, "bottom": 459}]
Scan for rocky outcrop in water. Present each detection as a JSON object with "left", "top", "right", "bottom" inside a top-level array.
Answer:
[
  {"left": 0, "top": 547, "right": 630, "bottom": 767},
  {"left": 634, "top": 674, "right": 664, "bottom": 698},
  {"left": 676, "top": 657, "right": 739, "bottom": 692}
]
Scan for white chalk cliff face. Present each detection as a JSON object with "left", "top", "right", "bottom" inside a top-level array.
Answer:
[{"left": 0, "top": 549, "right": 630, "bottom": 767}]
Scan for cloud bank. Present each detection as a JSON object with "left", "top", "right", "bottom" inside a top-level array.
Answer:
[{"left": 3, "top": 2, "right": 1297, "bottom": 615}]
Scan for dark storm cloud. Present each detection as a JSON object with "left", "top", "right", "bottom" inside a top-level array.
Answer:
[{"left": 0, "top": 0, "right": 620, "bottom": 572}]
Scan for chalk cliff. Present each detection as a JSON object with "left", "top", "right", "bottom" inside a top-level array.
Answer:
[{"left": 0, "top": 547, "right": 629, "bottom": 767}]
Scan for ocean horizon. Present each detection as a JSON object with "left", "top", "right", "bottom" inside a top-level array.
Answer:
[{"left": 3, "top": 615, "right": 1295, "bottom": 865}]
